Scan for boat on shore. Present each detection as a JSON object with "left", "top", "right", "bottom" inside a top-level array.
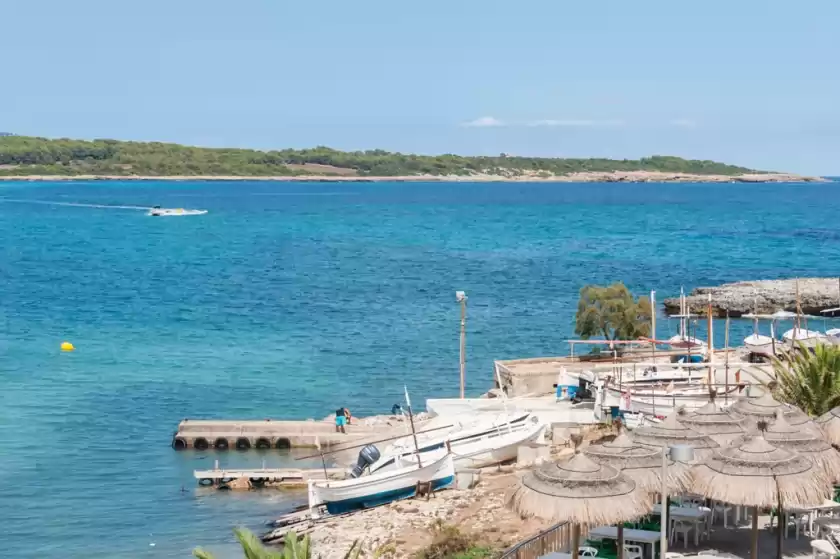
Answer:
[
  {"left": 308, "top": 452, "right": 454, "bottom": 515},
  {"left": 370, "top": 415, "right": 545, "bottom": 473},
  {"left": 781, "top": 327, "right": 826, "bottom": 348}
]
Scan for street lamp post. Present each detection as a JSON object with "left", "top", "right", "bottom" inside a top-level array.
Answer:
[
  {"left": 456, "top": 291, "right": 468, "bottom": 399},
  {"left": 660, "top": 444, "right": 695, "bottom": 558}
]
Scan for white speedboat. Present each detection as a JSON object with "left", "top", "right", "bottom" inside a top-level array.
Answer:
[
  {"left": 148, "top": 206, "right": 208, "bottom": 216},
  {"left": 308, "top": 452, "right": 454, "bottom": 515},
  {"left": 782, "top": 328, "right": 826, "bottom": 348},
  {"left": 370, "top": 415, "right": 545, "bottom": 474}
]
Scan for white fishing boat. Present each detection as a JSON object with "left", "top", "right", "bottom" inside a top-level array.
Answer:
[
  {"left": 782, "top": 328, "right": 827, "bottom": 348},
  {"left": 602, "top": 382, "right": 736, "bottom": 416},
  {"left": 371, "top": 415, "right": 546, "bottom": 473},
  {"left": 744, "top": 333, "right": 775, "bottom": 357},
  {"left": 308, "top": 452, "right": 454, "bottom": 515},
  {"left": 148, "top": 206, "right": 208, "bottom": 216},
  {"left": 668, "top": 287, "right": 707, "bottom": 351},
  {"left": 742, "top": 299, "right": 777, "bottom": 357},
  {"left": 570, "top": 365, "right": 702, "bottom": 389},
  {"left": 384, "top": 411, "right": 531, "bottom": 455}
]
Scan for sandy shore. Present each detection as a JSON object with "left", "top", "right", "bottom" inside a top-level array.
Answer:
[
  {"left": 0, "top": 171, "right": 829, "bottom": 183},
  {"left": 303, "top": 468, "right": 550, "bottom": 559}
]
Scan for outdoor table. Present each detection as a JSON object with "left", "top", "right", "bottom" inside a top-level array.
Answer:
[
  {"left": 588, "top": 527, "right": 660, "bottom": 559},
  {"left": 652, "top": 505, "right": 710, "bottom": 545}
]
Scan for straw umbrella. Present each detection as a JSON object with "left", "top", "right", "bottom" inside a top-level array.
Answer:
[
  {"left": 761, "top": 410, "right": 840, "bottom": 483},
  {"left": 680, "top": 397, "right": 748, "bottom": 446},
  {"left": 816, "top": 406, "right": 840, "bottom": 446},
  {"left": 730, "top": 389, "right": 818, "bottom": 433},
  {"left": 584, "top": 431, "right": 692, "bottom": 494},
  {"left": 630, "top": 410, "right": 720, "bottom": 460},
  {"left": 509, "top": 447, "right": 654, "bottom": 559},
  {"left": 690, "top": 429, "right": 831, "bottom": 559}
]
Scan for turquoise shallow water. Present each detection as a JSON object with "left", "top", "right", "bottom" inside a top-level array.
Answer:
[{"left": 1, "top": 179, "right": 840, "bottom": 557}]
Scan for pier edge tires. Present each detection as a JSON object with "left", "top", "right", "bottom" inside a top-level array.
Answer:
[
  {"left": 214, "top": 437, "right": 229, "bottom": 450},
  {"left": 275, "top": 438, "right": 291, "bottom": 450},
  {"left": 193, "top": 437, "right": 209, "bottom": 450},
  {"left": 172, "top": 437, "right": 188, "bottom": 450},
  {"left": 235, "top": 437, "right": 251, "bottom": 450},
  {"left": 255, "top": 438, "right": 271, "bottom": 449}
]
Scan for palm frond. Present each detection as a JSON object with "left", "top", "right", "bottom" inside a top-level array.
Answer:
[
  {"left": 193, "top": 548, "right": 216, "bottom": 559},
  {"left": 773, "top": 342, "right": 840, "bottom": 416},
  {"left": 233, "top": 527, "right": 285, "bottom": 559}
]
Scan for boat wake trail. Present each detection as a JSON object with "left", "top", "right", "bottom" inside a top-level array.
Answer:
[{"left": 0, "top": 199, "right": 150, "bottom": 211}]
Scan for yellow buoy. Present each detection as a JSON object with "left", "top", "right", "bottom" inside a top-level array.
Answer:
[{"left": 60, "top": 341, "right": 75, "bottom": 352}]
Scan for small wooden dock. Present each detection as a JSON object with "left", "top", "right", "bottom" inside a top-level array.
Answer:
[{"left": 194, "top": 464, "right": 345, "bottom": 487}]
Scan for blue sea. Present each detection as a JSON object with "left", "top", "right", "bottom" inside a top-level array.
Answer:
[{"left": 1, "top": 179, "right": 839, "bottom": 558}]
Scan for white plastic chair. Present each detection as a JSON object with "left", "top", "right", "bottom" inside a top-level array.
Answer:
[
  {"left": 623, "top": 544, "right": 643, "bottom": 559},
  {"left": 713, "top": 501, "right": 733, "bottom": 527},
  {"left": 697, "top": 506, "right": 712, "bottom": 540},
  {"left": 786, "top": 511, "right": 809, "bottom": 540},
  {"left": 671, "top": 520, "right": 694, "bottom": 548},
  {"left": 578, "top": 546, "right": 598, "bottom": 557}
]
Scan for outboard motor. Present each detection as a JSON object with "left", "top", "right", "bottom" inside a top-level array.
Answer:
[{"left": 350, "top": 444, "right": 381, "bottom": 478}]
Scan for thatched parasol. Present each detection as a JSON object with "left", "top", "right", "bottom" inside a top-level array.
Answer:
[
  {"left": 509, "top": 448, "right": 654, "bottom": 559},
  {"left": 690, "top": 429, "right": 831, "bottom": 559},
  {"left": 730, "top": 389, "right": 817, "bottom": 431},
  {"left": 630, "top": 410, "right": 720, "bottom": 459},
  {"left": 584, "top": 432, "right": 692, "bottom": 493},
  {"left": 679, "top": 398, "right": 748, "bottom": 445},
  {"left": 816, "top": 406, "right": 840, "bottom": 446},
  {"left": 761, "top": 411, "right": 840, "bottom": 483}
]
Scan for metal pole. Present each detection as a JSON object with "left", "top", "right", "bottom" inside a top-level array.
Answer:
[
  {"left": 660, "top": 446, "right": 669, "bottom": 559},
  {"left": 459, "top": 297, "right": 467, "bottom": 399},
  {"left": 651, "top": 290, "right": 657, "bottom": 361},
  {"left": 725, "top": 312, "right": 730, "bottom": 404}
]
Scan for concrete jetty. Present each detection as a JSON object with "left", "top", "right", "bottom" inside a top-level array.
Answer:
[
  {"left": 662, "top": 277, "right": 840, "bottom": 317},
  {"left": 171, "top": 418, "right": 381, "bottom": 450},
  {"left": 171, "top": 415, "right": 430, "bottom": 451}
]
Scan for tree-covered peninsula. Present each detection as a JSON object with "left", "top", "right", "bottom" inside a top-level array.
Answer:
[{"left": 0, "top": 135, "right": 760, "bottom": 179}]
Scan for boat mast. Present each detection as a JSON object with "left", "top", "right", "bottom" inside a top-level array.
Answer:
[
  {"left": 724, "top": 312, "right": 730, "bottom": 404},
  {"left": 404, "top": 386, "right": 423, "bottom": 468},
  {"left": 706, "top": 294, "right": 713, "bottom": 388}
]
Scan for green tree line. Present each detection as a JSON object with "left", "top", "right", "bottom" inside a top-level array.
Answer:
[{"left": 0, "top": 135, "right": 757, "bottom": 177}]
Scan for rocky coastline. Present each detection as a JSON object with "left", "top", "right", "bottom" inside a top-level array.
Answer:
[
  {"left": 0, "top": 171, "right": 829, "bottom": 183},
  {"left": 662, "top": 278, "right": 840, "bottom": 317}
]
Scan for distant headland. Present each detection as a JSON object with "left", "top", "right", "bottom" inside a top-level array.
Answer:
[{"left": 0, "top": 135, "right": 827, "bottom": 183}]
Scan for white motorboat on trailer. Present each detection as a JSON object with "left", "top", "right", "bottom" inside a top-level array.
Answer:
[{"left": 308, "top": 452, "right": 454, "bottom": 516}]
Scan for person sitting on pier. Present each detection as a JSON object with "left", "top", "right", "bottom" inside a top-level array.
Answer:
[{"left": 335, "top": 407, "right": 347, "bottom": 433}]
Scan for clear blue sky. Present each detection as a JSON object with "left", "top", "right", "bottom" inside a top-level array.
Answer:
[{"left": 4, "top": 0, "right": 839, "bottom": 174}]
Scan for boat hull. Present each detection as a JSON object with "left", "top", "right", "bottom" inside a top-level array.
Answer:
[
  {"left": 380, "top": 420, "right": 546, "bottom": 473},
  {"left": 782, "top": 329, "right": 827, "bottom": 348},
  {"left": 310, "top": 453, "right": 454, "bottom": 515},
  {"left": 744, "top": 334, "right": 775, "bottom": 356}
]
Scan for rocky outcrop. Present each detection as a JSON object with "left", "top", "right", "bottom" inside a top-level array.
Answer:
[{"left": 663, "top": 278, "right": 840, "bottom": 317}]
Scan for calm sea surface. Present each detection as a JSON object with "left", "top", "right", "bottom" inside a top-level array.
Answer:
[{"left": 1, "top": 179, "right": 839, "bottom": 557}]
